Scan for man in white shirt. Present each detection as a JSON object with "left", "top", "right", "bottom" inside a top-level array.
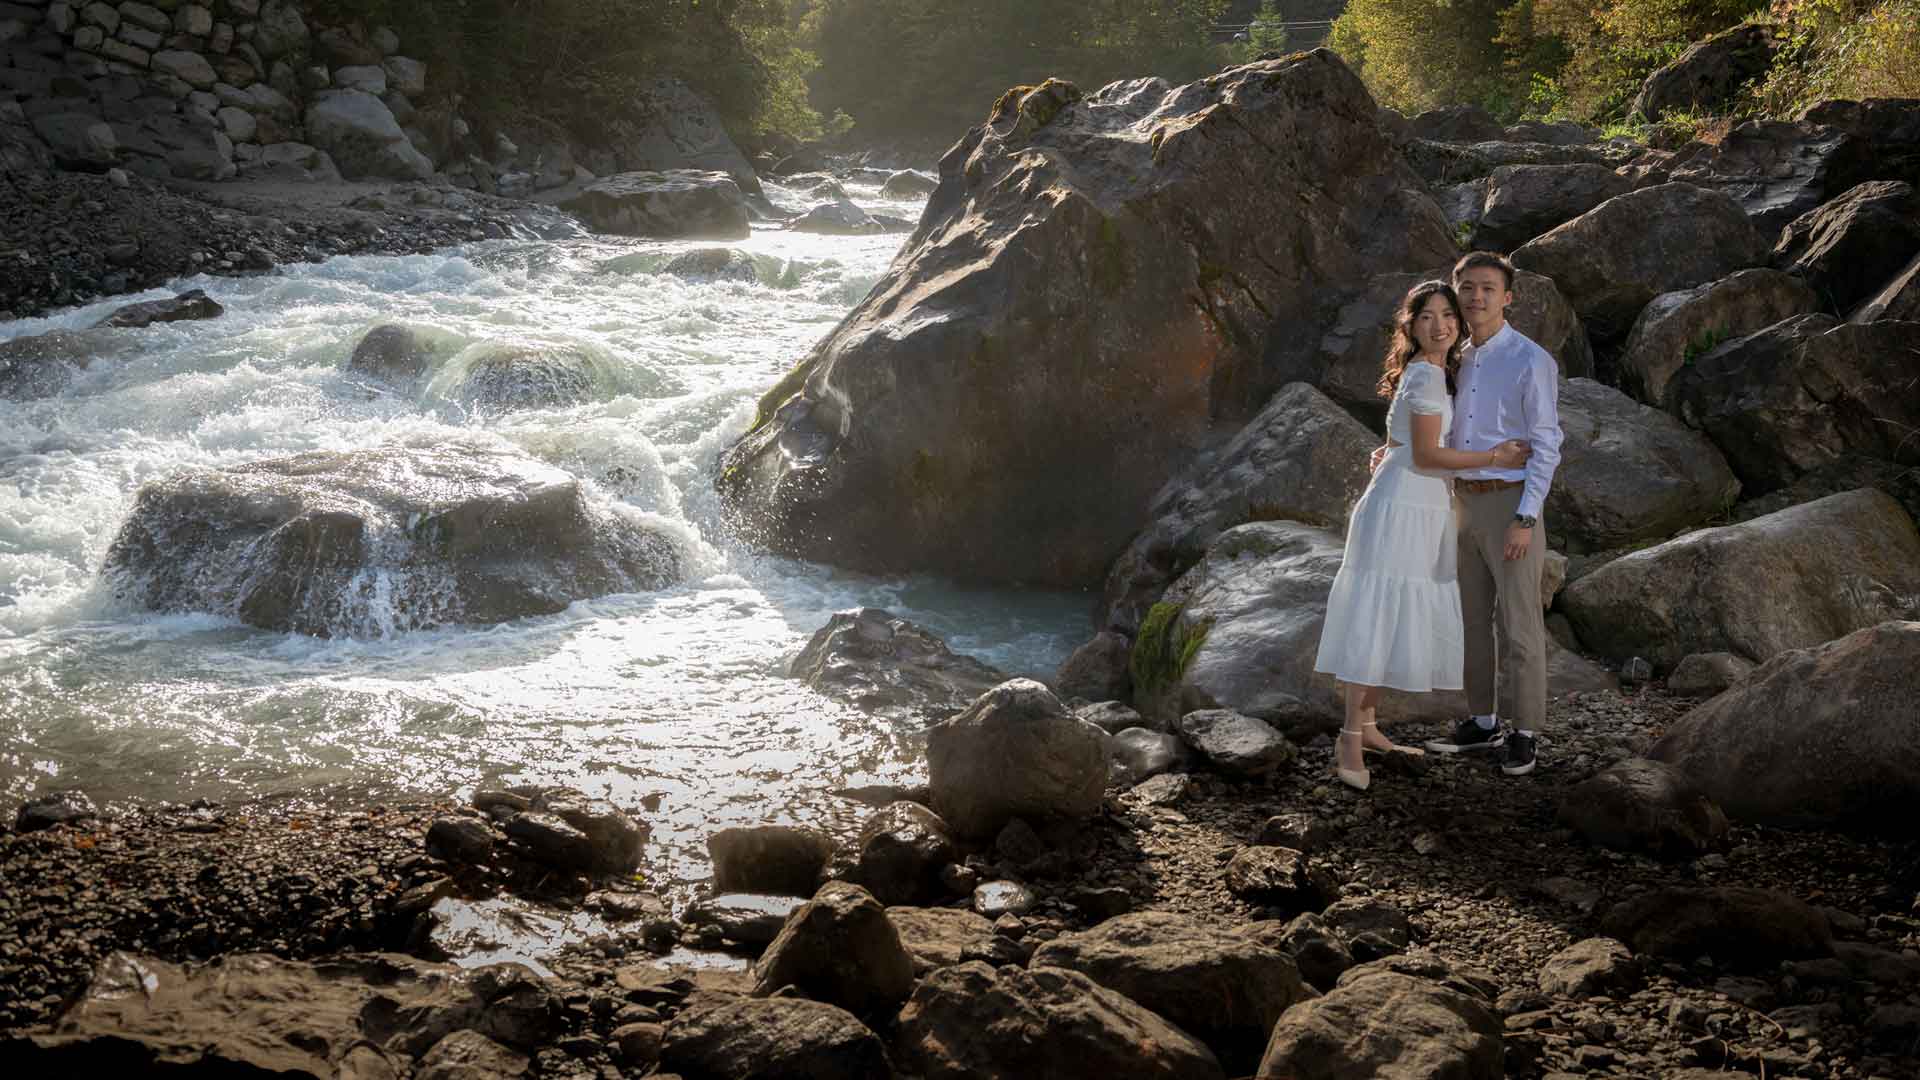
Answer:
[{"left": 1423, "top": 252, "right": 1564, "bottom": 775}]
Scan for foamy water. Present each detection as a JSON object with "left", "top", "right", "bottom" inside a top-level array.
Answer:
[{"left": 0, "top": 177, "right": 1088, "bottom": 890}]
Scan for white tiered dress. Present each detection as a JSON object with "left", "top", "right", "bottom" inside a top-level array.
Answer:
[{"left": 1312, "top": 360, "right": 1465, "bottom": 692}]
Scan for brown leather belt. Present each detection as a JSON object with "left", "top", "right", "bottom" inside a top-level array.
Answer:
[{"left": 1456, "top": 478, "right": 1525, "bottom": 494}]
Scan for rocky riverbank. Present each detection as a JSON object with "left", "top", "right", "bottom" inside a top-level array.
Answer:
[{"left": 5, "top": 681, "right": 1916, "bottom": 1079}]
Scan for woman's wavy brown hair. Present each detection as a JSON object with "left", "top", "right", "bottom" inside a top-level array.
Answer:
[{"left": 1377, "top": 279, "right": 1465, "bottom": 399}]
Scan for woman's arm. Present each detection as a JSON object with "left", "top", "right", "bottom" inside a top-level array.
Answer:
[{"left": 1409, "top": 412, "right": 1511, "bottom": 471}]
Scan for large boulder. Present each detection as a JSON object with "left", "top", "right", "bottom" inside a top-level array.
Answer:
[
  {"left": 1099, "top": 382, "right": 1376, "bottom": 633},
  {"left": 1665, "top": 121, "right": 1863, "bottom": 234},
  {"left": 1601, "top": 887, "right": 1832, "bottom": 969},
  {"left": 790, "top": 199, "right": 911, "bottom": 235},
  {"left": 716, "top": 54, "right": 1455, "bottom": 587},
  {"left": 708, "top": 826, "right": 833, "bottom": 897},
  {"left": 1854, "top": 252, "right": 1920, "bottom": 322},
  {"left": 1665, "top": 315, "right": 1920, "bottom": 496},
  {"left": 1029, "top": 910, "right": 1312, "bottom": 1075},
  {"left": 1408, "top": 104, "right": 1503, "bottom": 143},
  {"left": 1616, "top": 268, "right": 1820, "bottom": 406},
  {"left": 835, "top": 801, "right": 957, "bottom": 906},
  {"left": 251, "top": 0, "right": 308, "bottom": 60},
  {"left": 1403, "top": 138, "right": 1618, "bottom": 186},
  {"left": 1558, "top": 757, "right": 1729, "bottom": 856},
  {"left": 1546, "top": 378, "right": 1740, "bottom": 554},
  {"left": 895, "top": 961, "right": 1225, "bottom": 1080},
  {"left": 1316, "top": 267, "right": 1594, "bottom": 415},
  {"left": 613, "top": 76, "right": 762, "bottom": 197},
  {"left": 1632, "top": 24, "right": 1775, "bottom": 122},
  {"left": 560, "top": 169, "right": 750, "bottom": 240},
  {"left": 1651, "top": 621, "right": 1920, "bottom": 829},
  {"left": 440, "top": 340, "right": 619, "bottom": 411},
  {"left": 1512, "top": 182, "right": 1768, "bottom": 344},
  {"left": 1772, "top": 180, "right": 1920, "bottom": 315},
  {"left": 884, "top": 906, "right": 999, "bottom": 975},
  {"left": 303, "top": 89, "right": 431, "bottom": 180},
  {"left": 0, "top": 329, "right": 111, "bottom": 401},
  {"left": 101, "top": 444, "right": 685, "bottom": 637},
  {"left": 1472, "top": 163, "right": 1632, "bottom": 252},
  {"left": 660, "top": 995, "right": 891, "bottom": 1080},
  {"left": 925, "top": 679, "right": 1107, "bottom": 838},
  {"left": 752, "top": 881, "right": 915, "bottom": 1015},
  {"left": 1256, "top": 968, "right": 1504, "bottom": 1080},
  {"left": 1798, "top": 97, "right": 1920, "bottom": 189},
  {"left": 789, "top": 607, "right": 1008, "bottom": 720},
  {"left": 1561, "top": 489, "right": 1920, "bottom": 670}
]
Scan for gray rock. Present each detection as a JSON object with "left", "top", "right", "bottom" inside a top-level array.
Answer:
[
  {"left": 1321, "top": 898, "right": 1412, "bottom": 951},
  {"left": 661, "top": 996, "right": 890, "bottom": 1080},
  {"left": 1030, "top": 909, "right": 1311, "bottom": 1075},
  {"left": 611, "top": 76, "right": 762, "bottom": 197},
  {"left": 1666, "top": 120, "right": 1859, "bottom": 235},
  {"left": 150, "top": 49, "right": 216, "bottom": 89},
  {"left": 446, "top": 340, "right": 604, "bottom": 411},
  {"left": 789, "top": 198, "right": 909, "bottom": 235},
  {"left": 885, "top": 906, "right": 997, "bottom": 976},
  {"left": 897, "top": 961, "right": 1226, "bottom": 1080},
  {"left": 425, "top": 815, "right": 495, "bottom": 864},
  {"left": 752, "top": 881, "right": 914, "bottom": 1014},
  {"left": 836, "top": 801, "right": 956, "bottom": 906},
  {"left": 14, "top": 789, "right": 98, "bottom": 833},
  {"left": 1109, "top": 727, "right": 1187, "bottom": 785},
  {"left": 659, "top": 247, "right": 758, "bottom": 282},
  {"left": 1252, "top": 812, "right": 1327, "bottom": 853},
  {"left": 238, "top": 140, "right": 339, "bottom": 182},
  {"left": 1268, "top": 912, "right": 1354, "bottom": 991},
  {"left": 1561, "top": 490, "right": 1920, "bottom": 670},
  {"left": 303, "top": 89, "right": 430, "bottom": 180},
  {"left": 972, "top": 879, "right": 1035, "bottom": 918},
  {"left": 1054, "top": 631, "right": 1132, "bottom": 704},
  {"left": 214, "top": 105, "right": 254, "bottom": 142},
  {"left": 250, "top": 0, "right": 304, "bottom": 60},
  {"left": 1074, "top": 700, "right": 1145, "bottom": 735},
  {"left": 1559, "top": 757, "right": 1729, "bottom": 856},
  {"left": 790, "top": 607, "right": 1007, "bottom": 720},
  {"left": 503, "top": 811, "right": 595, "bottom": 873},
  {"left": 0, "top": 329, "right": 108, "bottom": 401},
  {"left": 1666, "top": 651, "right": 1754, "bottom": 696},
  {"left": 1176, "top": 709, "right": 1296, "bottom": 778},
  {"left": 708, "top": 825, "right": 832, "bottom": 898},
  {"left": 1474, "top": 162, "right": 1631, "bottom": 251},
  {"left": 382, "top": 54, "right": 425, "bottom": 97},
  {"left": 345, "top": 323, "right": 435, "bottom": 385},
  {"left": 1602, "top": 887, "right": 1832, "bottom": 968},
  {"left": 1258, "top": 968, "right": 1503, "bottom": 1080},
  {"left": 680, "top": 893, "right": 805, "bottom": 946},
  {"left": 29, "top": 110, "right": 117, "bottom": 168},
  {"left": 331, "top": 63, "right": 384, "bottom": 95},
  {"left": 1633, "top": 24, "right": 1775, "bottom": 122},
  {"left": 926, "top": 679, "right": 1107, "bottom": 838},
  {"left": 1538, "top": 937, "right": 1641, "bottom": 997},
  {"left": 1852, "top": 251, "right": 1920, "bottom": 322},
  {"left": 1616, "top": 268, "right": 1820, "bottom": 406},
  {"left": 1653, "top": 621, "right": 1920, "bottom": 829},
  {"left": 1223, "top": 846, "right": 1326, "bottom": 913},
  {"left": 559, "top": 169, "right": 749, "bottom": 240},
  {"left": 95, "top": 288, "right": 223, "bottom": 328},
  {"left": 879, "top": 168, "right": 936, "bottom": 198},
  {"left": 1773, "top": 180, "right": 1920, "bottom": 314}
]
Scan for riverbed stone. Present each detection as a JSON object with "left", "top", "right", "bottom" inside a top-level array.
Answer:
[
  {"left": 95, "top": 287, "right": 223, "bottom": 327},
  {"left": 1854, "top": 252, "right": 1920, "bottom": 322},
  {"left": 611, "top": 76, "right": 761, "bottom": 197},
  {"left": 708, "top": 826, "right": 832, "bottom": 898},
  {"left": 660, "top": 995, "right": 891, "bottom": 1080},
  {"left": 14, "top": 789, "right": 98, "bottom": 832},
  {"left": 1666, "top": 651, "right": 1754, "bottom": 696},
  {"left": 717, "top": 53, "right": 1454, "bottom": 588},
  {"left": 1634, "top": 24, "right": 1774, "bottom": 122},
  {"left": 1473, "top": 162, "right": 1632, "bottom": 251},
  {"left": 790, "top": 607, "right": 1007, "bottom": 720},
  {"left": 1602, "top": 887, "right": 1833, "bottom": 968},
  {"left": 834, "top": 800, "right": 956, "bottom": 906},
  {"left": 303, "top": 88, "right": 430, "bottom": 180},
  {"left": 1176, "top": 709, "right": 1296, "bottom": 778},
  {"left": 1772, "top": 180, "right": 1920, "bottom": 315},
  {"left": 1558, "top": 757, "right": 1729, "bottom": 856},
  {"left": 752, "top": 881, "right": 914, "bottom": 1014},
  {"left": 1054, "top": 631, "right": 1132, "bottom": 703},
  {"left": 559, "top": 169, "right": 749, "bottom": 240},
  {"left": 1109, "top": 727, "right": 1187, "bottom": 785},
  {"left": 681, "top": 893, "right": 805, "bottom": 946},
  {"left": 1257, "top": 968, "right": 1503, "bottom": 1080},
  {"left": 1664, "top": 120, "right": 1861, "bottom": 234},
  {"left": 1224, "top": 846, "right": 1328, "bottom": 913},
  {"left": 1539, "top": 937, "right": 1641, "bottom": 998},
  {"left": 0, "top": 329, "right": 110, "bottom": 401},
  {"left": 925, "top": 679, "right": 1107, "bottom": 838},
  {"left": 884, "top": 906, "right": 996, "bottom": 975}
]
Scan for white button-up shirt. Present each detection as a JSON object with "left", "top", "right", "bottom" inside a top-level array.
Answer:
[{"left": 1449, "top": 322, "right": 1564, "bottom": 520}]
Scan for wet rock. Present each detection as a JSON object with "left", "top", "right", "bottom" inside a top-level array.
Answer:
[
  {"left": 0, "top": 329, "right": 105, "bottom": 401},
  {"left": 522, "top": 788, "right": 647, "bottom": 876},
  {"left": 1055, "top": 632, "right": 1133, "bottom": 703},
  {"left": 717, "top": 54, "right": 1454, "bottom": 588},
  {"left": 1108, "top": 727, "right": 1187, "bottom": 785},
  {"left": 926, "top": 679, "right": 1107, "bottom": 838},
  {"left": 1547, "top": 378, "right": 1740, "bottom": 554},
  {"left": 1772, "top": 180, "right": 1920, "bottom": 314},
  {"left": 884, "top": 906, "right": 996, "bottom": 976},
  {"left": 708, "top": 826, "right": 833, "bottom": 898},
  {"left": 660, "top": 995, "right": 891, "bottom": 1080},
  {"left": 102, "top": 444, "right": 685, "bottom": 637},
  {"left": 448, "top": 340, "right": 605, "bottom": 411},
  {"left": 789, "top": 198, "right": 910, "bottom": 235},
  {"left": 752, "top": 881, "right": 914, "bottom": 1014},
  {"left": 660, "top": 247, "right": 759, "bottom": 282},
  {"left": 503, "top": 812, "right": 595, "bottom": 874},
  {"left": 790, "top": 608, "right": 1008, "bottom": 720},
  {"left": 1633, "top": 24, "right": 1775, "bottom": 122},
  {"left": 1258, "top": 968, "right": 1503, "bottom": 1080},
  {"left": 896, "top": 961, "right": 1225, "bottom": 1080},
  {"left": 95, "top": 287, "right": 223, "bottom": 328},
  {"left": 1073, "top": 700, "right": 1145, "bottom": 735},
  {"left": 972, "top": 880, "right": 1035, "bottom": 918},
  {"left": 1561, "top": 489, "right": 1920, "bottom": 670},
  {"left": 1602, "top": 887, "right": 1832, "bottom": 968},
  {"left": 1616, "top": 268, "right": 1819, "bottom": 406},
  {"left": 1512, "top": 182, "right": 1768, "bottom": 344},
  {"left": 879, "top": 169, "right": 936, "bottom": 198},
  {"left": 680, "top": 894, "right": 805, "bottom": 946},
  {"left": 1539, "top": 937, "right": 1641, "bottom": 998},
  {"left": 1559, "top": 758, "right": 1729, "bottom": 856},
  {"left": 560, "top": 169, "right": 750, "bottom": 240},
  {"left": 425, "top": 814, "right": 495, "bottom": 864},
  {"left": 1653, "top": 620, "right": 1920, "bottom": 829},
  {"left": 835, "top": 801, "right": 956, "bottom": 906},
  {"left": 1666, "top": 651, "right": 1753, "bottom": 697},
  {"left": 346, "top": 323, "right": 436, "bottom": 385},
  {"left": 13, "top": 789, "right": 99, "bottom": 833},
  {"left": 1176, "top": 709, "right": 1296, "bottom": 778}
]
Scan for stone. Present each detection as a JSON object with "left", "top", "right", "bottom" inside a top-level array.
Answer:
[
  {"left": 80, "top": 1, "right": 117, "bottom": 33},
  {"left": 559, "top": 169, "right": 749, "bottom": 240},
  {"left": 1539, "top": 937, "right": 1641, "bottom": 998},
  {"left": 502, "top": 811, "right": 595, "bottom": 873},
  {"left": 1560, "top": 757, "right": 1729, "bottom": 856},
  {"left": 752, "top": 881, "right": 914, "bottom": 1014},
  {"left": 1666, "top": 651, "right": 1754, "bottom": 696},
  {"left": 885, "top": 906, "right": 997, "bottom": 975},
  {"left": 1474, "top": 163, "right": 1632, "bottom": 251},
  {"left": 1252, "top": 811, "right": 1326, "bottom": 853},
  {"left": 1321, "top": 898, "right": 1412, "bottom": 951},
  {"left": 1075, "top": 701, "right": 1145, "bottom": 735},
  {"left": 789, "top": 607, "right": 1007, "bottom": 720},
  {"left": 1602, "top": 887, "right": 1832, "bottom": 968},
  {"left": 925, "top": 679, "right": 1107, "bottom": 838},
  {"left": 415, "top": 1030, "right": 527, "bottom": 1080},
  {"left": 1512, "top": 182, "right": 1768, "bottom": 344},
  {"left": 708, "top": 825, "right": 832, "bottom": 898},
  {"left": 660, "top": 247, "right": 758, "bottom": 281},
  {"left": 1633, "top": 24, "right": 1774, "bottom": 122},
  {"left": 14, "top": 788, "right": 97, "bottom": 832},
  {"left": 1224, "top": 846, "right": 1328, "bottom": 913},
  {"left": 173, "top": 3, "right": 210, "bottom": 36},
  {"left": 680, "top": 893, "right": 804, "bottom": 946},
  {"left": 1403, "top": 137, "right": 1618, "bottom": 186},
  {"left": 1653, "top": 621, "right": 1920, "bottom": 829},
  {"left": 660, "top": 996, "right": 890, "bottom": 1080},
  {"left": 445, "top": 340, "right": 611, "bottom": 412},
  {"left": 331, "top": 62, "right": 384, "bottom": 96},
  {"left": 1665, "top": 120, "right": 1862, "bottom": 235},
  {"left": 1054, "top": 631, "right": 1133, "bottom": 703},
  {"left": 1546, "top": 378, "right": 1740, "bottom": 553},
  {"left": 1109, "top": 727, "right": 1187, "bottom": 784},
  {"left": 1031, "top": 910, "right": 1311, "bottom": 1075},
  {"left": 1854, "top": 252, "right": 1920, "bottom": 322},
  {"left": 95, "top": 287, "right": 222, "bottom": 327},
  {"left": 1316, "top": 267, "right": 1593, "bottom": 418},
  {"left": 896, "top": 961, "right": 1226, "bottom": 1080},
  {"left": 972, "top": 879, "right": 1035, "bottom": 918},
  {"left": 835, "top": 800, "right": 956, "bottom": 906},
  {"left": 1099, "top": 382, "right": 1377, "bottom": 633},
  {"left": 101, "top": 445, "right": 685, "bottom": 636},
  {"left": 1271, "top": 912, "right": 1354, "bottom": 991},
  {"left": 1666, "top": 316, "right": 1920, "bottom": 498},
  {"left": 380, "top": 55, "right": 425, "bottom": 98},
  {"left": 249, "top": 0, "right": 302, "bottom": 59},
  {"left": 1773, "top": 181, "right": 1920, "bottom": 314},
  {"left": 1410, "top": 103, "right": 1503, "bottom": 143},
  {"left": 611, "top": 76, "right": 761, "bottom": 196},
  {"left": 717, "top": 55, "right": 1454, "bottom": 588},
  {"left": 1561, "top": 490, "right": 1920, "bottom": 671},
  {"left": 1257, "top": 969, "right": 1503, "bottom": 1080},
  {"left": 879, "top": 168, "right": 935, "bottom": 198},
  {"left": 608, "top": 1021, "right": 662, "bottom": 1066},
  {"left": 371, "top": 25, "right": 399, "bottom": 55},
  {"left": 29, "top": 109, "right": 116, "bottom": 168},
  {"left": 237, "top": 139, "right": 337, "bottom": 182},
  {"left": 1, "top": 330, "right": 111, "bottom": 401},
  {"left": 213, "top": 104, "right": 252, "bottom": 141},
  {"left": 1616, "top": 268, "right": 1820, "bottom": 406},
  {"left": 1175, "top": 709, "right": 1297, "bottom": 778},
  {"left": 302, "top": 89, "right": 430, "bottom": 180},
  {"left": 425, "top": 815, "right": 495, "bottom": 864},
  {"left": 117, "top": 23, "right": 162, "bottom": 50},
  {"left": 344, "top": 324, "right": 435, "bottom": 386},
  {"left": 789, "top": 198, "right": 909, "bottom": 235}
]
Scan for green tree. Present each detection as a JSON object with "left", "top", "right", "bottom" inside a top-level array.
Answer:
[
  {"left": 1230, "top": 0, "right": 1292, "bottom": 62},
  {"left": 1329, "top": 0, "right": 1520, "bottom": 116}
]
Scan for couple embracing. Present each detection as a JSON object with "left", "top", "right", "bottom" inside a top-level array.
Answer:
[{"left": 1312, "top": 252, "right": 1564, "bottom": 792}]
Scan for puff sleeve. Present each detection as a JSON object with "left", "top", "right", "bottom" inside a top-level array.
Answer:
[{"left": 1402, "top": 363, "right": 1448, "bottom": 415}]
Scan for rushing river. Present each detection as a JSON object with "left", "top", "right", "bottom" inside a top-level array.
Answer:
[{"left": 0, "top": 176, "right": 1089, "bottom": 890}]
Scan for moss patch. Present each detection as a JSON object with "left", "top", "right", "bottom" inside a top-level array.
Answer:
[{"left": 1130, "top": 600, "right": 1213, "bottom": 696}]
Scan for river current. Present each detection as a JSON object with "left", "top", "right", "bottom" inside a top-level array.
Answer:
[{"left": 0, "top": 176, "right": 1088, "bottom": 888}]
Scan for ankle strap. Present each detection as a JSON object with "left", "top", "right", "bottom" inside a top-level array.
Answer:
[{"left": 1341, "top": 728, "right": 1365, "bottom": 736}]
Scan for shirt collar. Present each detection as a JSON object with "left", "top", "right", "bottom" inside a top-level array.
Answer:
[{"left": 1467, "top": 322, "right": 1513, "bottom": 356}]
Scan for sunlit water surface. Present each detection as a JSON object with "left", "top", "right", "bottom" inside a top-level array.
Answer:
[{"left": 0, "top": 178, "right": 1089, "bottom": 890}]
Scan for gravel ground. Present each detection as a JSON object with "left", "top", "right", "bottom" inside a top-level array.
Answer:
[{"left": 3, "top": 686, "right": 1915, "bottom": 1078}]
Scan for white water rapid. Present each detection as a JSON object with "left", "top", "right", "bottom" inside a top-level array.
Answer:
[{"left": 0, "top": 176, "right": 1088, "bottom": 890}]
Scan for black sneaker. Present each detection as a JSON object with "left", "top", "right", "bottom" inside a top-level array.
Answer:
[
  {"left": 1502, "top": 731, "right": 1538, "bottom": 776},
  {"left": 1424, "top": 717, "right": 1507, "bottom": 754}
]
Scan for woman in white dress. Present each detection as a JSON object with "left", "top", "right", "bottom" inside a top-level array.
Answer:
[{"left": 1313, "top": 281, "right": 1530, "bottom": 791}]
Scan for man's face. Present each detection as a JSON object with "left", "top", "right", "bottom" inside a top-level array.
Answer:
[{"left": 1454, "top": 267, "right": 1512, "bottom": 333}]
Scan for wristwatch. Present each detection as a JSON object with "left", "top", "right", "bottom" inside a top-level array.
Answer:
[{"left": 1512, "top": 514, "right": 1538, "bottom": 529}]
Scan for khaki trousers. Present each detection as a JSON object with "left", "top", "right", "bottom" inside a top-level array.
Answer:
[{"left": 1456, "top": 487, "right": 1547, "bottom": 730}]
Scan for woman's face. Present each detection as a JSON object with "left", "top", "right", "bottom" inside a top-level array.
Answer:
[{"left": 1411, "top": 293, "right": 1459, "bottom": 356}]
